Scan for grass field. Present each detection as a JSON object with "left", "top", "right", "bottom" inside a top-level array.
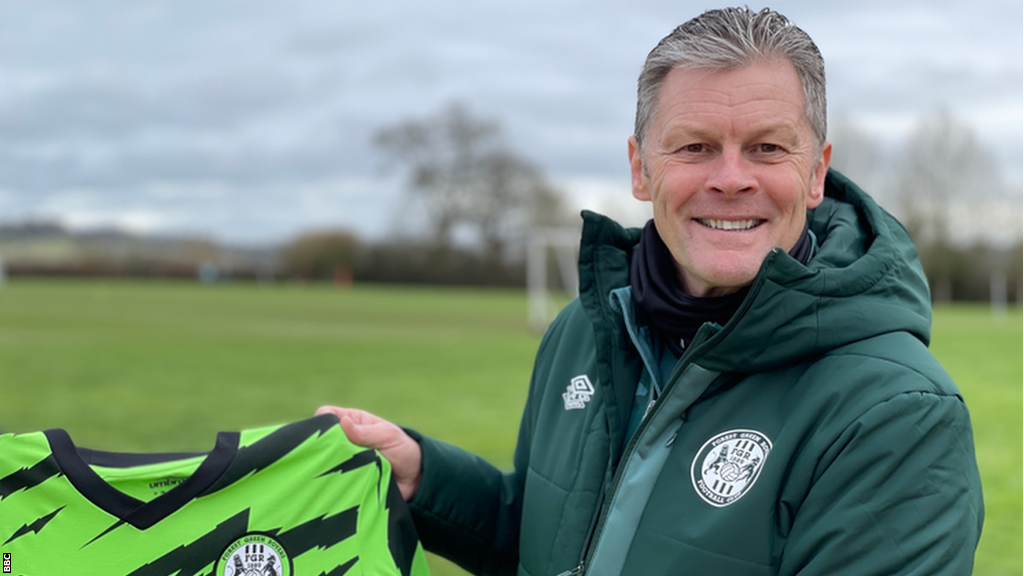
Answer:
[{"left": 0, "top": 279, "right": 1019, "bottom": 575}]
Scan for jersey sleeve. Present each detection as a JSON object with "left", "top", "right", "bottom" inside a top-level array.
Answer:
[{"left": 352, "top": 446, "right": 430, "bottom": 576}]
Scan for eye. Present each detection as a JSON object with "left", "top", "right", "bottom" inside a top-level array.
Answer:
[
  {"left": 681, "top": 143, "right": 706, "bottom": 153},
  {"left": 758, "top": 143, "right": 780, "bottom": 153}
]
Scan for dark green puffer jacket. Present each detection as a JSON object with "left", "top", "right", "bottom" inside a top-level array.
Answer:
[{"left": 407, "top": 171, "right": 984, "bottom": 576}]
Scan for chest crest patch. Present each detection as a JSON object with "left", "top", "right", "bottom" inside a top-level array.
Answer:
[
  {"left": 216, "top": 533, "right": 292, "bottom": 576},
  {"left": 691, "top": 429, "right": 772, "bottom": 507}
]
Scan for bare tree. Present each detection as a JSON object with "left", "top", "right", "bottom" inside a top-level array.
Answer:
[
  {"left": 828, "top": 115, "right": 887, "bottom": 204},
  {"left": 280, "top": 230, "right": 359, "bottom": 281},
  {"left": 472, "top": 149, "right": 565, "bottom": 259},
  {"left": 889, "top": 109, "right": 1000, "bottom": 301},
  {"left": 374, "top": 102, "right": 565, "bottom": 258},
  {"left": 892, "top": 110, "right": 997, "bottom": 244}
]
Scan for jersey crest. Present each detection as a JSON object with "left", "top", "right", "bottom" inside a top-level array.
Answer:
[
  {"left": 690, "top": 429, "right": 772, "bottom": 507},
  {"left": 217, "top": 534, "right": 291, "bottom": 576}
]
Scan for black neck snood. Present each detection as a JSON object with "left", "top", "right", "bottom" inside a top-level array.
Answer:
[{"left": 630, "top": 220, "right": 813, "bottom": 357}]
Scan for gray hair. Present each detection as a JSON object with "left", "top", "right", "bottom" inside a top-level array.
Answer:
[{"left": 634, "top": 7, "right": 827, "bottom": 152}]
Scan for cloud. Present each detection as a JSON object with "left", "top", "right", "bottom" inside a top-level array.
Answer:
[{"left": 0, "top": 0, "right": 1017, "bottom": 242}]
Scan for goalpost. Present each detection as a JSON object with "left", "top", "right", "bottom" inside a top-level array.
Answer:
[{"left": 527, "top": 227, "right": 581, "bottom": 332}]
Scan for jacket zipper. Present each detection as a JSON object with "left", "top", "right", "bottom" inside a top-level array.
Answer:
[
  {"left": 555, "top": 324, "right": 720, "bottom": 576},
  {"left": 555, "top": 477, "right": 607, "bottom": 576},
  {"left": 555, "top": 561, "right": 584, "bottom": 576},
  {"left": 556, "top": 255, "right": 775, "bottom": 575}
]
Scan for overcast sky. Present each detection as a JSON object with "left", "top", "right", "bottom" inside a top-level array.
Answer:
[{"left": 0, "top": 0, "right": 1020, "bottom": 244}]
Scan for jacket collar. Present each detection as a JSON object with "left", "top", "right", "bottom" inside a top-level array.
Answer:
[{"left": 576, "top": 169, "right": 932, "bottom": 374}]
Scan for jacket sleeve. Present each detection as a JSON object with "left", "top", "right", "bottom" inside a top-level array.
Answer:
[
  {"left": 404, "top": 422, "right": 528, "bottom": 576},
  {"left": 402, "top": 300, "right": 586, "bottom": 576},
  {"left": 779, "top": 390, "right": 984, "bottom": 576}
]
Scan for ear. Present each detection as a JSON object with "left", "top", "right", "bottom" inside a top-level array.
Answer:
[
  {"left": 628, "top": 135, "right": 650, "bottom": 201},
  {"left": 806, "top": 140, "right": 832, "bottom": 209}
]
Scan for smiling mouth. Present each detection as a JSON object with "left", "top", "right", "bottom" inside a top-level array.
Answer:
[{"left": 696, "top": 218, "right": 764, "bottom": 231}]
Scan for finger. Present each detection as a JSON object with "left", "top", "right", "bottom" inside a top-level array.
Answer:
[
  {"left": 339, "top": 415, "right": 360, "bottom": 442},
  {"left": 342, "top": 409, "right": 374, "bottom": 426},
  {"left": 339, "top": 415, "right": 393, "bottom": 449},
  {"left": 315, "top": 405, "right": 342, "bottom": 418},
  {"left": 316, "top": 406, "right": 373, "bottom": 428}
]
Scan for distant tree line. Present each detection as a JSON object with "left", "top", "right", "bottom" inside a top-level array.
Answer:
[
  {"left": 280, "top": 231, "right": 527, "bottom": 287},
  {"left": 0, "top": 221, "right": 275, "bottom": 280},
  {"left": 829, "top": 109, "right": 1022, "bottom": 304},
  {"left": 0, "top": 103, "right": 570, "bottom": 288},
  {"left": 0, "top": 222, "right": 533, "bottom": 287}
]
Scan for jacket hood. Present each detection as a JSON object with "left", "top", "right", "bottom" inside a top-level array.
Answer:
[{"left": 578, "top": 169, "right": 932, "bottom": 374}]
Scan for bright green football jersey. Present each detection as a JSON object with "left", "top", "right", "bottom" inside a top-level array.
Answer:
[{"left": 0, "top": 414, "right": 430, "bottom": 576}]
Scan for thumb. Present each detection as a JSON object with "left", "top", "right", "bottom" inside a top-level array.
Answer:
[
  {"left": 339, "top": 414, "right": 403, "bottom": 452},
  {"left": 316, "top": 406, "right": 386, "bottom": 448},
  {"left": 339, "top": 414, "right": 373, "bottom": 447},
  {"left": 315, "top": 406, "right": 422, "bottom": 501}
]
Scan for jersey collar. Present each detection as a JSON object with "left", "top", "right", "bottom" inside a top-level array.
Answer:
[{"left": 44, "top": 428, "right": 239, "bottom": 529}]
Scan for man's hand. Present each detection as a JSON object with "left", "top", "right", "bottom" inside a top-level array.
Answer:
[{"left": 315, "top": 406, "right": 423, "bottom": 501}]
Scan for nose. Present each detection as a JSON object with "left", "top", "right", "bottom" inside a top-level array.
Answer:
[{"left": 705, "top": 148, "right": 757, "bottom": 196}]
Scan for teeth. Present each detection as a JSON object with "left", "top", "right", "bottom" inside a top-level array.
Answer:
[{"left": 699, "top": 219, "right": 761, "bottom": 231}]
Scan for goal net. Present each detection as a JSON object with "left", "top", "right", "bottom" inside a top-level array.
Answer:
[{"left": 527, "top": 227, "right": 580, "bottom": 332}]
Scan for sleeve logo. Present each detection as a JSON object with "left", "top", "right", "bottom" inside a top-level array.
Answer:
[
  {"left": 216, "top": 534, "right": 292, "bottom": 576},
  {"left": 562, "top": 375, "right": 595, "bottom": 410},
  {"left": 690, "top": 429, "right": 772, "bottom": 507}
]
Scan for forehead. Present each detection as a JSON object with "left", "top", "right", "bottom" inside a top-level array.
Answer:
[{"left": 653, "top": 62, "right": 809, "bottom": 137}]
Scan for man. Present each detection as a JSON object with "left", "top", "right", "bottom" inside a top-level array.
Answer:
[{"left": 319, "top": 7, "right": 984, "bottom": 575}]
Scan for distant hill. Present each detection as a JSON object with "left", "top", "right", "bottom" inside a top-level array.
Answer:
[{"left": 0, "top": 221, "right": 278, "bottom": 280}]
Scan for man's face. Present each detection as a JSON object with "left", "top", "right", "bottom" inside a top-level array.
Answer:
[{"left": 628, "top": 61, "right": 831, "bottom": 297}]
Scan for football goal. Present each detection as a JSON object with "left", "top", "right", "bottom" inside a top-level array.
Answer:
[{"left": 526, "top": 227, "right": 580, "bottom": 332}]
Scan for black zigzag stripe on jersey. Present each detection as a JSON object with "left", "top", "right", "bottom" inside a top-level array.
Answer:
[
  {"left": 318, "top": 448, "right": 384, "bottom": 500},
  {"left": 203, "top": 415, "right": 337, "bottom": 495},
  {"left": 273, "top": 505, "right": 359, "bottom": 557},
  {"left": 3, "top": 506, "right": 65, "bottom": 545},
  {"left": 385, "top": 479, "right": 420, "bottom": 576},
  {"left": 0, "top": 454, "right": 61, "bottom": 500},
  {"left": 319, "top": 557, "right": 358, "bottom": 576},
  {"left": 124, "top": 509, "right": 249, "bottom": 576},
  {"left": 83, "top": 517, "right": 129, "bottom": 549},
  {"left": 318, "top": 448, "right": 380, "bottom": 476}
]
